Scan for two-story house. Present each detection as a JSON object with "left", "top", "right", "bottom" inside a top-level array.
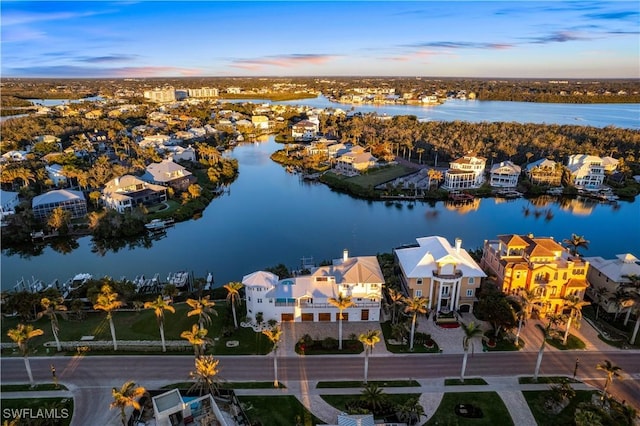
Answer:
[
  {"left": 32, "top": 189, "right": 87, "bottom": 220},
  {"left": 335, "top": 146, "right": 377, "bottom": 175},
  {"left": 489, "top": 161, "right": 521, "bottom": 188},
  {"left": 141, "top": 159, "right": 195, "bottom": 191},
  {"left": 526, "top": 158, "right": 563, "bottom": 186},
  {"left": 291, "top": 120, "right": 319, "bottom": 140},
  {"left": 567, "top": 154, "right": 610, "bottom": 189},
  {"left": 243, "top": 250, "right": 384, "bottom": 323},
  {"left": 102, "top": 175, "right": 167, "bottom": 213},
  {"left": 583, "top": 253, "right": 640, "bottom": 317},
  {"left": 480, "top": 234, "right": 590, "bottom": 317},
  {"left": 441, "top": 154, "right": 486, "bottom": 191},
  {"left": 395, "top": 236, "right": 486, "bottom": 313}
]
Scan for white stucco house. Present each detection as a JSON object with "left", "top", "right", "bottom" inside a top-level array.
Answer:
[
  {"left": 441, "top": 154, "right": 486, "bottom": 191},
  {"left": 489, "top": 161, "right": 521, "bottom": 188},
  {"left": 243, "top": 250, "right": 384, "bottom": 323}
]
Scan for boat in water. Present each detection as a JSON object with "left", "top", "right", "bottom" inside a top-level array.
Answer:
[{"left": 145, "top": 218, "right": 175, "bottom": 231}]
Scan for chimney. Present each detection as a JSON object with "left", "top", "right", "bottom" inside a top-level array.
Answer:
[
  {"left": 455, "top": 238, "right": 462, "bottom": 254},
  {"left": 343, "top": 249, "right": 349, "bottom": 262}
]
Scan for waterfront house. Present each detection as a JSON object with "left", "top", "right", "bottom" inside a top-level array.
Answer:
[
  {"left": 335, "top": 146, "right": 377, "bottom": 175},
  {"left": 251, "top": 115, "right": 270, "bottom": 130},
  {"left": 601, "top": 156, "right": 620, "bottom": 173},
  {"left": 291, "top": 120, "right": 319, "bottom": 140},
  {"left": 166, "top": 145, "right": 197, "bottom": 163},
  {"left": 489, "top": 161, "right": 521, "bottom": 188},
  {"left": 32, "top": 189, "right": 87, "bottom": 220},
  {"left": 584, "top": 253, "right": 640, "bottom": 316},
  {"left": 480, "top": 234, "right": 590, "bottom": 317},
  {"left": 526, "top": 158, "right": 563, "bottom": 186},
  {"left": 102, "top": 175, "right": 167, "bottom": 213},
  {"left": 395, "top": 236, "right": 486, "bottom": 313},
  {"left": 441, "top": 154, "right": 486, "bottom": 191},
  {"left": 142, "top": 159, "right": 195, "bottom": 191},
  {"left": 243, "top": 250, "right": 383, "bottom": 323},
  {"left": 567, "top": 154, "right": 611, "bottom": 189}
]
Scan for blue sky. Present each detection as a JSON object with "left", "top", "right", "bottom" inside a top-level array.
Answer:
[{"left": 2, "top": 1, "right": 639, "bottom": 78}]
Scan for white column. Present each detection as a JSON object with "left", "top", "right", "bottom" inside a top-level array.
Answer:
[
  {"left": 436, "top": 281, "right": 442, "bottom": 311},
  {"left": 453, "top": 280, "right": 461, "bottom": 310},
  {"left": 429, "top": 279, "right": 434, "bottom": 310}
]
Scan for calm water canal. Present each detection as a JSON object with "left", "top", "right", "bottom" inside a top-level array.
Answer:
[{"left": 2, "top": 136, "right": 639, "bottom": 290}]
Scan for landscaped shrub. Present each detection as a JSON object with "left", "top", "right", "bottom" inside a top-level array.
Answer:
[{"left": 322, "top": 337, "right": 338, "bottom": 350}]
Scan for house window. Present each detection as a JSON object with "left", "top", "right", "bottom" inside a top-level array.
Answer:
[
  {"left": 469, "top": 277, "right": 474, "bottom": 284},
  {"left": 248, "top": 297, "right": 251, "bottom": 302},
  {"left": 550, "top": 288, "right": 557, "bottom": 296},
  {"left": 563, "top": 272, "right": 568, "bottom": 280},
  {"left": 415, "top": 290, "right": 422, "bottom": 297},
  {"left": 442, "top": 286, "right": 450, "bottom": 296},
  {"left": 417, "top": 278, "right": 423, "bottom": 285},
  {"left": 257, "top": 298, "right": 262, "bottom": 303},
  {"left": 466, "top": 289, "right": 474, "bottom": 297}
]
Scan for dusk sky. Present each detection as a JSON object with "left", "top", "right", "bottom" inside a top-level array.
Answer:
[{"left": 2, "top": 1, "right": 639, "bottom": 79}]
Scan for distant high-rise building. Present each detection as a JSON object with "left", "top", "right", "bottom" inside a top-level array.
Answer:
[{"left": 143, "top": 87, "right": 176, "bottom": 103}]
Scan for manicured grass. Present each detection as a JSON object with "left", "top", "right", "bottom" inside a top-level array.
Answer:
[
  {"left": 1, "top": 302, "right": 271, "bottom": 356},
  {"left": 482, "top": 332, "right": 524, "bottom": 351},
  {"left": 380, "top": 321, "right": 441, "bottom": 354},
  {"left": 346, "top": 165, "right": 417, "bottom": 188},
  {"left": 0, "top": 383, "right": 68, "bottom": 392},
  {"left": 238, "top": 395, "right": 325, "bottom": 426},
  {"left": 444, "top": 378, "right": 488, "bottom": 386},
  {"left": 162, "top": 381, "right": 286, "bottom": 390},
  {"left": 1, "top": 397, "right": 73, "bottom": 426},
  {"left": 523, "top": 390, "right": 598, "bottom": 426},
  {"left": 425, "top": 392, "right": 514, "bottom": 425},
  {"left": 295, "top": 339, "right": 363, "bottom": 355},
  {"left": 316, "top": 380, "right": 420, "bottom": 388},
  {"left": 321, "top": 393, "right": 421, "bottom": 413},
  {"left": 546, "top": 334, "right": 586, "bottom": 350},
  {"left": 519, "top": 376, "right": 580, "bottom": 384}
]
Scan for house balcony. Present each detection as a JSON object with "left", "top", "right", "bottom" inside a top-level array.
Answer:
[
  {"left": 433, "top": 270, "right": 463, "bottom": 279},
  {"left": 274, "top": 301, "right": 380, "bottom": 308}
]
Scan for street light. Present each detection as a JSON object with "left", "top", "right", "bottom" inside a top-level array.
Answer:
[{"left": 573, "top": 358, "right": 579, "bottom": 379}]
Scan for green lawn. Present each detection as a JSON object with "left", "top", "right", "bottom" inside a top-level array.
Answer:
[
  {"left": 316, "top": 380, "right": 420, "bottom": 388},
  {"left": 425, "top": 392, "right": 514, "bottom": 425},
  {"left": 346, "top": 165, "right": 417, "bottom": 188},
  {"left": 320, "top": 393, "right": 421, "bottom": 414},
  {"left": 1, "top": 397, "right": 73, "bottom": 426},
  {"left": 380, "top": 321, "right": 441, "bottom": 354},
  {"left": 546, "top": 334, "right": 586, "bottom": 350},
  {"left": 523, "top": 390, "right": 595, "bottom": 426},
  {"left": 238, "top": 395, "right": 325, "bottom": 426},
  {"left": 0, "top": 383, "right": 67, "bottom": 392},
  {"left": 518, "top": 376, "right": 580, "bottom": 384},
  {"left": 161, "top": 381, "right": 286, "bottom": 390},
  {"left": 444, "top": 378, "right": 488, "bottom": 386},
  {"left": 1, "top": 302, "right": 272, "bottom": 356}
]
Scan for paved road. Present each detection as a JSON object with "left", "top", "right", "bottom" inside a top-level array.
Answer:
[{"left": 1, "top": 351, "right": 639, "bottom": 425}]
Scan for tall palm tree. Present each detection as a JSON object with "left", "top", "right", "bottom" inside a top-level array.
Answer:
[
  {"left": 181, "top": 324, "right": 212, "bottom": 357},
  {"left": 460, "top": 321, "right": 483, "bottom": 382},
  {"left": 189, "top": 355, "right": 221, "bottom": 396},
  {"left": 533, "top": 323, "right": 554, "bottom": 381},
  {"left": 561, "top": 295, "right": 590, "bottom": 345},
  {"left": 563, "top": 233, "right": 589, "bottom": 256},
  {"left": 387, "top": 288, "right": 404, "bottom": 325},
  {"left": 7, "top": 324, "right": 44, "bottom": 385},
  {"left": 508, "top": 288, "right": 540, "bottom": 347},
  {"left": 110, "top": 381, "right": 146, "bottom": 426},
  {"left": 262, "top": 325, "right": 282, "bottom": 387},
  {"left": 622, "top": 290, "right": 640, "bottom": 326},
  {"left": 612, "top": 288, "right": 633, "bottom": 322},
  {"left": 593, "top": 286, "right": 609, "bottom": 320},
  {"left": 359, "top": 329, "right": 381, "bottom": 384},
  {"left": 596, "top": 359, "right": 622, "bottom": 401},
  {"left": 403, "top": 296, "right": 429, "bottom": 351},
  {"left": 223, "top": 282, "right": 243, "bottom": 328},
  {"left": 427, "top": 168, "right": 443, "bottom": 189},
  {"left": 37, "top": 297, "right": 68, "bottom": 352},
  {"left": 93, "top": 284, "right": 123, "bottom": 351},
  {"left": 328, "top": 293, "right": 355, "bottom": 350},
  {"left": 186, "top": 295, "right": 217, "bottom": 328},
  {"left": 397, "top": 397, "right": 425, "bottom": 426},
  {"left": 144, "top": 296, "right": 175, "bottom": 352}
]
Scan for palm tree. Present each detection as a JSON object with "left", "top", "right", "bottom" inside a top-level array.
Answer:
[
  {"left": 110, "top": 381, "right": 146, "bottom": 426},
  {"left": 612, "top": 288, "right": 633, "bottom": 322},
  {"left": 397, "top": 397, "right": 425, "bottom": 426},
  {"left": 189, "top": 355, "right": 221, "bottom": 396},
  {"left": 561, "top": 295, "right": 590, "bottom": 345},
  {"left": 7, "top": 324, "right": 44, "bottom": 385},
  {"left": 508, "top": 288, "right": 540, "bottom": 346},
  {"left": 563, "top": 233, "right": 589, "bottom": 256},
  {"left": 593, "top": 286, "right": 609, "bottom": 320},
  {"left": 144, "top": 295, "right": 175, "bottom": 352},
  {"left": 427, "top": 168, "right": 443, "bottom": 189},
  {"left": 181, "top": 324, "right": 212, "bottom": 357},
  {"left": 403, "top": 296, "right": 429, "bottom": 351},
  {"left": 416, "top": 147, "right": 425, "bottom": 164},
  {"left": 359, "top": 329, "right": 381, "bottom": 384},
  {"left": 460, "top": 321, "right": 483, "bottom": 382},
  {"left": 359, "top": 383, "right": 386, "bottom": 413},
  {"left": 328, "top": 293, "right": 355, "bottom": 350},
  {"left": 262, "top": 325, "right": 282, "bottom": 387},
  {"left": 93, "top": 284, "right": 123, "bottom": 351},
  {"left": 37, "top": 297, "right": 68, "bottom": 352},
  {"left": 387, "top": 288, "right": 404, "bottom": 324},
  {"left": 533, "top": 323, "right": 554, "bottom": 381},
  {"left": 186, "top": 295, "right": 217, "bottom": 328},
  {"left": 596, "top": 359, "right": 622, "bottom": 401},
  {"left": 223, "top": 282, "right": 243, "bottom": 328}
]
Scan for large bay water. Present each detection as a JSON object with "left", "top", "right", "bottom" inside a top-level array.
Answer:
[{"left": 1, "top": 98, "right": 639, "bottom": 289}]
